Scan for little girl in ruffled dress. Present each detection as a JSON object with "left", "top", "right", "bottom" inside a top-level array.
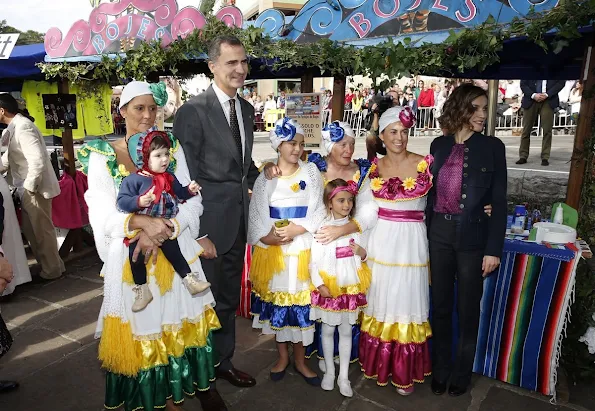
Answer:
[
  {"left": 310, "top": 178, "right": 371, "bottom": 397},
  {"left": 248, "top": 117, "right": 326, "bottom": 385}
]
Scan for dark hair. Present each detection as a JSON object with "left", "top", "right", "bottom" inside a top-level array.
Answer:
[
  {"left": 147, "top": 131, "right": 171, "bottom": 153},
  {"left": 438, "top": 83, "right": 487, "bottom": 135},
  {"left": 323, "top": 178, "right": 356, "bottom": 218},
  {"left": 208, "top": 35, "right": 244, "bottom": 62},
  {"left": 0, "top": 93, "right": 19, "bottom": 115}
]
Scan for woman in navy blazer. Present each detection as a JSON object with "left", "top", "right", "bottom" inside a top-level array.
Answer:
[{"left": 426, "top": 84, "right": 507, "bottom": 397}]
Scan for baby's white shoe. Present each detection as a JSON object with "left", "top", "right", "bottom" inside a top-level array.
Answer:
[
  {"left": 132, "top": 284, "right": 153, "bottom": 312},
  {"left": 337, "top": 377, "right": 353, "bottom": 397},
  {"left": 183, "top": 273, "right": 210, "bottom": 295},
  {"left": 321, "top": 372, "right": 335, "bottom": 391}
]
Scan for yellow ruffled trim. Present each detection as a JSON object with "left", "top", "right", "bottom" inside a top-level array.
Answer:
[
  {"left": 360, "top": 314, "right": 432, "bottom": 344},
  {"left": 123, "top": 214, "right": 139, "bottom": 239},
  {"left": 352, "top": 218, "right": 363, "bottom": 233},
  {"left": 361, "top": 371, "right": 430, "bottom": 388},
  {"left": 368, "top": 258, "right": 429, "bottom": 267},
  {"left": 318, "top": 264, "right": 371, "bottom": 297},
  {"left": 250, "top": 246, "right": 311, "bottom": 294},
  {"left": 98, "top": 308, "right": 221, "bottom": 376},
  {"left": 253, "top": 289, "right": 313, "bottom": 307},
  {"left": 170, "top": 218, "right": 181, "bottom": 240},
  {"left": 278, "top": 166, "right": 301, "bottom": 179},
  {"left": 122, "top": 249, "right": 175, "bottom": 295},
  {"left": 187, "top": 249, "right": 203, "bottom": 265}
]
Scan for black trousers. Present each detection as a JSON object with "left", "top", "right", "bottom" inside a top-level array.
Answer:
[
  {"left": 201, "top": 215, "right": 246, "bottom": 372},
  {"left": 129, "top": 238, "right": 191, "bottom": 285},
  {"left": 429, "top": 214, "right": 485, "bottom": 388}
]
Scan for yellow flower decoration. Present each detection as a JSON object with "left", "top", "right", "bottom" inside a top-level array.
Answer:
[
  {"left": 402, "top": 177, "right": 417, "bottom": 191},
  {"left": 369, "top": 163, "right": 377, "bottom": 174},
  {"left": 370, "top": 177, "right": 385, "bottom": 192},
  {"left": 290, "top": 182, "right": 300, "bottom": 192},
  {"left": 417, "top": 160, "right": 428, "bottom": 173},
  {"left": 353, "top": 170, "right": 361, "bottom": 182},
  {"left": 118, "top": 163, "right": 131, "bottom": 177}
]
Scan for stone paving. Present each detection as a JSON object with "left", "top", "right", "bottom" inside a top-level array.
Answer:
[{"left": 0, "top": 252, "right": 593, "bottom": 411}]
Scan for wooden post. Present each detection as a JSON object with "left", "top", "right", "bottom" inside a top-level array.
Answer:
[
  {"left": 57, "top": 79, "right": 76, "bottom": 178},
  {"left": 566, "top": 35, "right": 595, "bottom": 209},
  {"left": 301, "top": 70, "right": 314, "bottom": 93},
  {"left": 486, "top": 79, "right": 499, "bottom": 136},
  {"left": 331, "top": 74, "right": 346, "bottom": 122}
]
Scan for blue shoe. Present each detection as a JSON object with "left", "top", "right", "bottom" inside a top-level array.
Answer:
[
  {"left": 270, "top": 366, "right": 288, "bottom": 382},
  {"left": 294, "top": 366, "right": 321, "bottom": 386}
]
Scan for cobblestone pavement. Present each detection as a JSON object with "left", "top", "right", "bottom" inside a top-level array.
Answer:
[{"left": 0, "top": 252, "right": 593, "bottom": 411}]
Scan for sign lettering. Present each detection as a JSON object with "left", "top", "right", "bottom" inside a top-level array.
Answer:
[{"left": 0, "top": 34, "right": 19, "bottom": 60}]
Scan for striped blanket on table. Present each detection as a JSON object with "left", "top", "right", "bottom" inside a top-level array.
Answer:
[{"left": 473, "top": 239, "right": 580, "bottom": 397}]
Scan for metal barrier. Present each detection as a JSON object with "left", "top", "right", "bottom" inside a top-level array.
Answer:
[
  {"left": 494, "top": 110, "right": 576, "bottom": 137},
  {"left": 342, "top": 109, "right": 366, "bottom": 138}
]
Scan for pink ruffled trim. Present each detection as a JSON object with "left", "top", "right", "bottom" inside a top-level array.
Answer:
[
  {"left": 370, "top": 155, "right": 434, "bottom": 201},
  {"left": 311, "top": 291, "right": 367, "bottom": 312},
  {"left": 358, "top": 331, "right": 432, "bottom": 388}
]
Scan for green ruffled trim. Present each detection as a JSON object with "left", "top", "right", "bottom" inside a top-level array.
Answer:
[{"left": 104, "top": 332, "right": 218, "bottom": 411}]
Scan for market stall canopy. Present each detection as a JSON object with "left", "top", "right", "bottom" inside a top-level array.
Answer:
[{"left": 0, "top": 43, "right": 45, "bottom": 91}]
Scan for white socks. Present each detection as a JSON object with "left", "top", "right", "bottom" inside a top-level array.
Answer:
[{"left": 321, "top": 322, "right": 353, "bottom": 396}]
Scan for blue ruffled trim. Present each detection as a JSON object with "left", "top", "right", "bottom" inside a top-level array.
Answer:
[
  {"left": 308, "top": 153, "right": 327, "bottom": 172},
  {"left": 251, "top": 293, "right": 314, "bottom": 331},
  {"left": 305, "top": 321, "right": 360, "bottom": 361}
]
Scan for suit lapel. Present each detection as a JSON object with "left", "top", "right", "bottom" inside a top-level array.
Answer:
[
  {"left": 240, "top": 98, "right": 254, "bottom": 174},
  {"left": 206, "top": 86, "right": 242, "bottom": 167}
]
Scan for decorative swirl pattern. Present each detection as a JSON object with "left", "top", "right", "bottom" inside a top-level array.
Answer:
[
  {"left": 216, "top": 6, "right": 244, "bottom": 29},
  {"left": 89, "top": 0, "right": 178, "bottom": 33},
  {"left": 509, "top": 0, "right": 559, "bottom": 15},
  {"left": 45, "top": 20, "right": 92, "bottom": 58},
  {"left": 170, "top": 7, "right": 207, "bottom": 39},
  {"left": 308, "top": 4, "right": 342, "bottom": 36},
  {"left": 255, "top": 9, "right": 286, "bottom": 39}
]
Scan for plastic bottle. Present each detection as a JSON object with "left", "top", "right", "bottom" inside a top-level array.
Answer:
[{"left": 553, "top": 204, "right": 564, "bottom": 224}]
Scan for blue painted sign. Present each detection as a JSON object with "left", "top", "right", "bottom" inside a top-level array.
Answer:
[{"left": 253, "top": 0, "right": 559, "bottom": 43}]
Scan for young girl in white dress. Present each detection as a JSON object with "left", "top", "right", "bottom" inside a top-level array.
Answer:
[
  {"left": 310, "top": 178, "right": 370, "bottom": 397},
  {"left": 248, "top": 117, "right": 326, "bottom": 385}
]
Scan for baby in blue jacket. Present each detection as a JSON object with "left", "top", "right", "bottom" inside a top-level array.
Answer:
[{"left": 117, "top": 130, "right": 210, "bottom": 312}]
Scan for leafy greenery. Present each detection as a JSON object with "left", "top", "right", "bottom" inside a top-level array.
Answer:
[
  {"left": 0, "top": 19, "right": 45, "bottom": 45},
  {"left": 38, "top": 0, "right": 595, "bottom": 90}
]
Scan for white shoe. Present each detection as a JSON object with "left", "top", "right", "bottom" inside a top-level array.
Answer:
[
  {"left": 396, "top": 386, "right": 414, "bottom": 396},
  {"left": 321, "top": 372, "right": 335, "bottom": 391},
  {"left": 183, "top": 274, "right": 210, "bottom": 295},
  {"left": 132, "top": 284, "right": 153, "bottom": 312},
  {"left": 337, "top": 378, "right": 353, "bottom": 397}
]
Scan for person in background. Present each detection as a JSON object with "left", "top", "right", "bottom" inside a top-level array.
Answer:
[
  {"left": 0, "top": 94, "right": 65, "bottom": 281},
  {"left": 396, "top": 89, "right": 408, "bottom": 107},
  {"left": 503, "top": 80, "right": 521, "bottom": 104},
  {"left": 418, "top": 82, "right": 435, "bottom": 128},
  {"left": 434, "top": 83, "right": 447, "bottom": 129},
  {"left": 0, "top": 193, "right": 18, "bottom": 394},
  {"left": 322, "top": 90, "right": 333, "bottom": 111},
  {"left": 277, "top": 91, "right": 287, "bottom": 110},
  {"left": 569, "top": 81, "right": 582, "bottom": 115},
  {"left": 344, "top": 88, "right": 354, "bottom": 110},
  {"left": 403, "top": 78, "right": 416, "bottom": 96},
  {"left": 352, "top": 90, "right": 364, "bottom": 113},
  {"left": 428, "top": 83, "right": 507, "bottom": 398},
  {"left": 516, "top": 79, "right": 565, "bottom": 166}
]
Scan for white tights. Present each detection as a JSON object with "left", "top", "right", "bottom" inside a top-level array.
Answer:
[{"left": 321, "top": 322, "right": 352, "bottom": 381}]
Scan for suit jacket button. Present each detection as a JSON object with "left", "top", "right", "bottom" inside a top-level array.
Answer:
[
  {"left": 463, "top": 163, "right": 468, "bottom": 168},
  {"left": 481, "top": 167, "right": 487, "bottom": 172},
  {"left": 463, "top": 173, "right": 468, "bottom": 178},
  {"left": 464, "top": 147, "right": 469, "bottom": 153},
  {"left": 238, "top": 199, "right": 243, "bottom": 205},
  {"left": 459, "top": 203, "right": 465, "bottom": 209},
  {"left": 462, "top": 194, "right": 467, "bottom": 199}
]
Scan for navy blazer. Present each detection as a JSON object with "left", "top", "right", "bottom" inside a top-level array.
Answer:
[
  {"left": 520, "top": 80, "right": 566, "bottom": 110},
  {"left": 426, "top": 133, "right": 508, "bottom": 258}
]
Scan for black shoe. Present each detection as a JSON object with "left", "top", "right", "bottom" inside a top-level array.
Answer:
[
  {"left": 270, "top": 365, "right": 288, "bottom": 382},
  {"left": 0, "top": 380, "right": 19, "bottom": 393},
  {"left": 541, "top": 159, "right": 549, "bottom": 166},
  {"left": 216, "top": 367, "right": 256, "bottom": 387},
  {"left": 431, "top": 379, "right": 447, "bottom": 395},
  {"left": 448, "top": 384, "right": 467, "bottom": 397},
  {"left": 516, "top": 158, "right": 527, "bottom": 165},
  {"left": 197, "top": 389, "right": 228, "bottom": 411}
]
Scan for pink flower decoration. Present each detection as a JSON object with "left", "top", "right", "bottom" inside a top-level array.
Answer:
[{"left": 399, "top": 107, "right": 415, "bottom": 128}]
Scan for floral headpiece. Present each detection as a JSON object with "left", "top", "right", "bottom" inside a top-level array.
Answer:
[
  {"left": 379, "top": 106, "right": 416, "bottom": 133},
  {"left": 329, "top": 180, "right": 358, "bottom": 200},
  {"left": 119, "top": 81, "right": 168, "bottom": 109},
  {"left": 321, "top": 121, "right": 354, "bottom": 155},
  {"left": 269, "top": 117, "right": 304, "bottom": 150}
]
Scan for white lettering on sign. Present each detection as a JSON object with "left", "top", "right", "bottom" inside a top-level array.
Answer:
[{"left": 0, "top": 34, "right": 20, "bottom": 59}]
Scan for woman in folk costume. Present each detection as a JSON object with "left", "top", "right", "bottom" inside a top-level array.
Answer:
[
  {"left": 310, "top": 178, "right": 371, "bottom": 397},
  {"left": 248, "top": 117, "right": 326, "bottom": 385},
  {"left": 359, "top": 106, "right": 433, "bottom": 396},
  {"left": 78, "top": 81, "right": 224, "bottom": 411}
]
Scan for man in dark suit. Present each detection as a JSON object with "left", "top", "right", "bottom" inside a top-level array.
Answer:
[
  {"left": 0, "top": 193, "right": 18, "bottom": 394},
  {"left": 517, "top": 79, "right": 565, "bottom": 166},
  {"left": 173, "top": 35, "right": 259, "bottom": 410}
]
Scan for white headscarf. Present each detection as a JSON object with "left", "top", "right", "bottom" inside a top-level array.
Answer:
[
  {"left": 119, "top": 81, "right": 153, "bottom": 109},
  {"left": 269, "top": 117, "right": 305, "bottom": 150},
  {"left": 379, "top": 106, "right": 416, "bottom": 134},
  {"left": 321, "top": 121, "right": 354, "bottom": 155}
]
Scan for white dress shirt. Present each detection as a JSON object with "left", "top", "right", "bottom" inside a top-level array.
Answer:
[
  {"left": 531, "top": 80, "right": 549, "bottom": 100},
  {"left": 212, "top": 82, "right": 246, "bottom": 159}
]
